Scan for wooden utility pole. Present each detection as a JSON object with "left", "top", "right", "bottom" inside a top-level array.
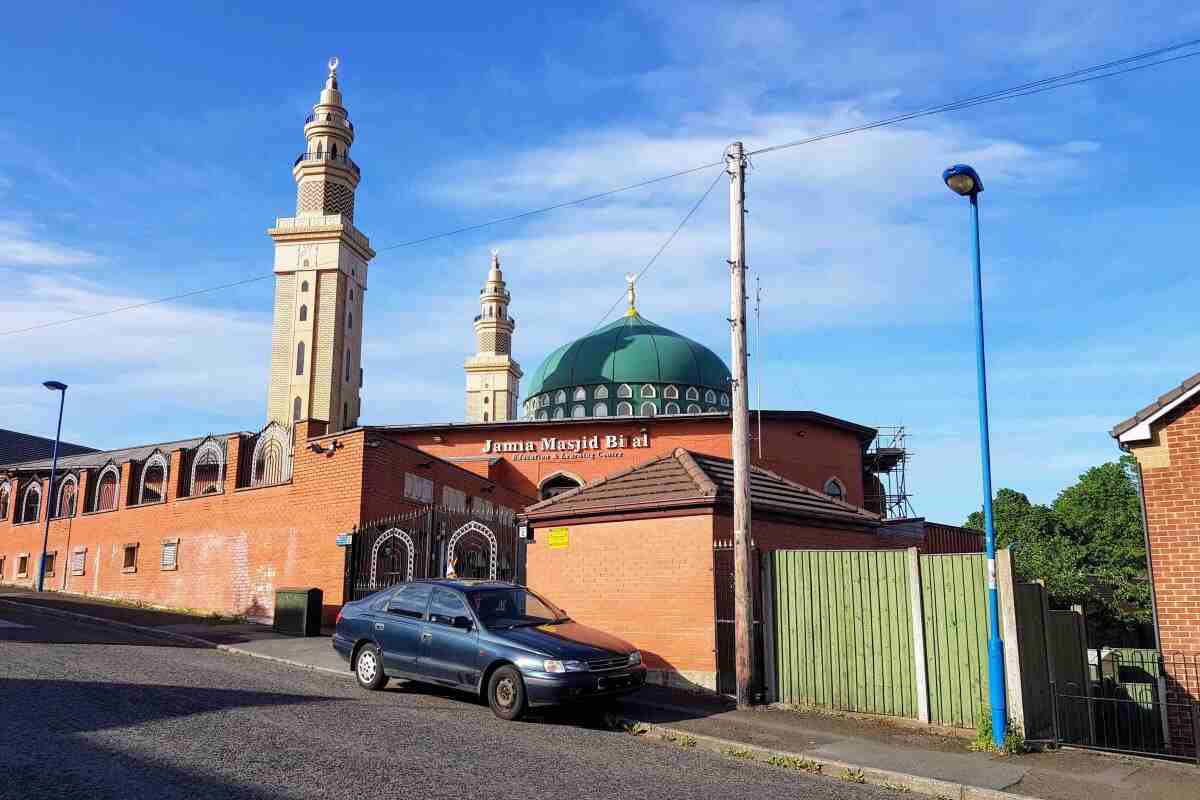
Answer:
[{"left": 727, "top": 141, "right": 755, "bottom": 708}]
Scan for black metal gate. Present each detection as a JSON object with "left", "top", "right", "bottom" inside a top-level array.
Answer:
[
  {"left": 714, "top": 539, "right": 765, "bottom": 698},
  {"left": 344, "top": 506, "right": 520, "bottom": 602}
]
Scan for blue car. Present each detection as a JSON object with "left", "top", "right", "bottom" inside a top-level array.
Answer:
[{"left": 333, "top": 580, "right": 647, "bottom": 720}]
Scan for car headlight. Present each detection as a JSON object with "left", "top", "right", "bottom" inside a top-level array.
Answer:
[
  {"left": 628, "top": 650, "right": 642, "bottom": 666},
  {"left": 542, "top": 659, "right": 589, "bottom": 673}
]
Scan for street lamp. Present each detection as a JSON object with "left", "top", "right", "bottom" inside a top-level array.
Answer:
[
  {"left": 37, "top": 381, "right": 68, "bottom": 593},
  {"left": 942, "top": 164, "right": 1008, "bottom": 748}
]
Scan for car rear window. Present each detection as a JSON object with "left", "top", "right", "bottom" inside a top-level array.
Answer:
[{"left": 386, "top": 584, "right": 432, "bottom": 619}]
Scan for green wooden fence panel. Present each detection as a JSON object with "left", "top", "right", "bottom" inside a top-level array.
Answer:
[
  {"left": 771, "top": 549, "right": 916, "bottom": 718},
  {"left": 920, "top": 553, "right": 989, "bottom": 728}
]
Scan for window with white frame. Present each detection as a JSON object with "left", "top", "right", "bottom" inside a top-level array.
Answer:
[
  {"left": 663, "top": 385, "right": 679, "bottom": 399},
  {"left": 594, "top": 385, "right": 609, "bottom": 400},
  {"left": 122, "top": 543, "right": 138, "bottom": 574},
  {"left": 593, "top": 402, "right": 608, "bottom": 417},
  {"left": 161, "top": 539, "right": 179, "bottom": 571},
  {"left": 17, "top": 554, "right": 29, "bottom": 578},
  {"left": 705, "top": 389, "right": 717, "bottom": 404},
  {"left": 665, "top": 402, "right": 680, "bottom": 415},
  {"left": 687, "top": 403, "right": 702, "bottom": 414},
  {"left": 616, "top": 401, "right": 633, "bottom": 417},
  {"left": 720, "top": 392, "right": 730, "bottom": 407},
  {"left": 553, "top": 407, "right": 565, "bottom": 420},
  {"left": 686, "top": 387, "right": 700, "bottom": 401},
  {"left": 554, "top": 389, "right": 567, "bottom": 404},
  {"left": 71, "top": 547, "right": 87, "bottom": 576},
  {"left": 536, "top": 410, "right": 548, "bottom": 421},
  {"left": 640, "top": 401, "right": 656, "bottom": 417},
  {"left": 572, "top": 387, "right": 587, "bottom": 401},
  {"left": 404, "top": 472, "right": 434, "bottom": 503},
  {"left": 640, "top": 384, "right": 656, "bottom": 398},
  {"left": 617, "top": 384, "right": 633, "bottom": 398},
  {"left": 443, "top": 486, "right": 467, "bottom": 512}
]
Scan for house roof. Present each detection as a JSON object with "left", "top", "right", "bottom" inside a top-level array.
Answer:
[
  {"left": 521, "top": 447, "right": 880, "bottom": 527},
  {"left": 0, "top": 434, "right": 225, "bottom": 474},
  {"left": 1111, "top": 370, "right": 1200, "bottom": 442},
  {"left": 0, "top": 428, "right": 97, "bottom": 468}
]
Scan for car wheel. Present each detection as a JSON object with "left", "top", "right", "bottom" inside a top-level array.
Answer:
[
  {"left": 354, "top": 643, "right": 387, "bottom": 690},
  {"left": 487, "top": 665, "right": 527, "bottom": 721}
]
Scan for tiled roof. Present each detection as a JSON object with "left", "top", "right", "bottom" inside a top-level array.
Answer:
[
  {"left": 523, "top": 448, "right": 879, "bottom": 527},
  {"left": 0, "top": 429, "right": 97, "bottom": 468},
  {"left": 1110, "top": 370, "right": 1200, "bottom": 437},
  {"left": 0, "top": 434, "right": 226, "bottom": 473}
]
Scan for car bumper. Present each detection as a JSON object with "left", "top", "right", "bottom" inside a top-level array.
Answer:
[
  {"left": 332, "top": 632, "right": 354, "bottom": 665},
  {"left": 523, "top": 666, "right": 647, "bottom": 707}
]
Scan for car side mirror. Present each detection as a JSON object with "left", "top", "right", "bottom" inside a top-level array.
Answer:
[{"left": 452, "top": 615, "right": 474, "bottom": 630}]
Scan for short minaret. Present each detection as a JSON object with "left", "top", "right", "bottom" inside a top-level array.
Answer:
[
  {"left": 265, "top": 58, "right": 375, "bottom": 431},
  {"left": 465, "top": 251, "right": 522, "bottom": 422}
]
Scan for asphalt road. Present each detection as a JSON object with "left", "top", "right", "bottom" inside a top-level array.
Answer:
[{"left": 0, "top": 603, "right": 903, "bottom": 800}]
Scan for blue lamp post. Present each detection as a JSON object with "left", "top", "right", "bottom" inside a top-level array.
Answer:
[
  {"left": 942, "top": 164, "right": 1007, "bottom": 748},
  {"left": 37, "top": 380, "right": 68, "bottom": 593}
]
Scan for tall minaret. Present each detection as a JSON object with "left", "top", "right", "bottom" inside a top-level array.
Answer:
[
  {"left": 465, "top": 251, "right": 522, "bottom": 422},
  {"left": 266, "top": 57, "right": 375, "bottom": 431}
]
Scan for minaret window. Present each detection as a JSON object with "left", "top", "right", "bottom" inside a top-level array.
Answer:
[
  {"left": 686, "top": 387, "right": 700, "bottom": 401},
  {"left": 665, "top": 402, "right": 681, "bottom": 415},
  {"left": 594, "top": 385, "right": 609, "bottom": 400},
  {"left": 616, "top": 402, "right": 633, "bottom": 417},
  {"left": 593, "top": 403, "right": 608, "bottom": 417},
  {"left": 293, "top": 397, "right": 302, "bottom": 421},
  {"left": 640, "top": 402, "right": 657, "bottom": 417},
  {"left": 664, "top": 385, "right": 679, "bottom": 400},
  {"left": 617, "top": 384, "right": 633, "bottom": 399},
  {"left": 345, "top": 350, "right": 351, "bottom": 382},
  {"left": 573, "top": 387, "right": 587, "bottom": 401},
  {"left": 347, "top": 311, "right": 353, "bottom": 330},
  {"left": 687, "top": 403, "right": 702, "bottom": 414},
  {"left": 296, "top": 342, "right": 305, "bottom": 376},
  {"left": 299, "top": 305, "right": 308, "bottom": 322},
  {"left": 343, "top": 402, "right": 349, "bottom": 428}
]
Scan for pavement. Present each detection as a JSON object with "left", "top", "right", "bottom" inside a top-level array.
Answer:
[{"left": 2, "top": 588, "right": 1197, "bottom": 800}]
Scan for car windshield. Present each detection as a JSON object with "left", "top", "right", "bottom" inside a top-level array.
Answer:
[{"left": 467, "top": 588, "right": 568, "bottom": 629}]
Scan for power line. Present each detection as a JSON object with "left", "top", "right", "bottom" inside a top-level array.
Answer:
[{"left": 3, "top": 36, "right": 1199, "bottom": 338}]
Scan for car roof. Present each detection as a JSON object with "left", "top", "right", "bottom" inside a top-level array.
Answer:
[{"left": 406, "top": 579, "right": 518, "bottom": 592}]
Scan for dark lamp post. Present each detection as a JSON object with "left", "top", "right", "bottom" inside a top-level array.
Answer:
[{"left": 37, "top": 381, "right": 68, "bottom": 592}]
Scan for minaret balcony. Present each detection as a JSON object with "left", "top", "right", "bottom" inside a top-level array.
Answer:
[
  {"left": 294, "top": 150, "right": 360, "bottom": 177},
  {"left": 304, "top": 111, "right": 354, "bottom": 131}
]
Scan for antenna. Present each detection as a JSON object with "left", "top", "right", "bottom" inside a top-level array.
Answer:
[{"left": 754, "top": 275, "right": 763, "bottom": 458}]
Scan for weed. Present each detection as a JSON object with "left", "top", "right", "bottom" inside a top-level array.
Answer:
[
  {"left": 603, "top": 714, "right": 648, "bottom": 735},
  {"left": 881, "top": 782, "right": 911, "bottom": 793},
  {"left": 764, "top": 754, "right": 821, "bottom": 773},
  {"left": 839, "top": 768, "right": 867, "bottom": 784},
  {"left": 662, "top": 732, "right": 697, "bottom": 748},
  {"left": 723, "top": 747, "right": 757, "bottom": 760},
  {"left": 969, "top": 707, "right": 1027, "bottom": 755}
]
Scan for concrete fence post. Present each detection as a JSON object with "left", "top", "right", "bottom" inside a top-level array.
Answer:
[
  {"left": 907, "top": 548, "right": 930, "bottom": 724},
  {"left": 996, "top": 548, "right": 1026, "bottom": 732}
]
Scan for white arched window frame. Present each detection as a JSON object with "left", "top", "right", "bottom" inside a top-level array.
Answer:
[
  {"left": 823, "top": 477, "right": 846, "bottom": 500},
  {"left": 686, "top": 387, "right": 700, "bottom": 401},
  {"left": 536, "top": 410, "right": 548, "bottom": 421},
  {"left": 0, "top": 481, "right": 9, "bottom": 519},
  {"left": 640, "top": 384, "right": 656, "bottom": 398},
  {"left": 707, "top": 407, "right": 718, "bottom": 413},
  {"left": 640, "top": 401, "right": 657, "bottom": 417},
  {"left": 617, "top": 384, "right": 633, "bottom": 398},
  {"left": 55, "top": 474, "right": 79, "bottom": 518},
  {"left": 572, "top": 387, "right": 587, "bottom": 402},
  {"left": 594, "top": 385, "right": 609, "bottom": 400},
  {"left": 139, "top": 451, "right": 169, "bottom": 505},
  {"left": 251, "top": 423, "right": 294, "bottom": 487},
  {"left": 20, "top": 482, "right": 41, "bottom": 523},
  {"left": 93, "top": 464, "right": 121, "bottom": 512},
  {"left": 554, "top": 389, "right": 567, "bottom": 405},
  {"left": 665, "top": 402, "right": 680, "bottom": 415},
  {"left": 720, "top": 393, "right": 730, "bottom": 407},
  {"left": 592, "top": 402, "right": 608, "bottom": 417},
  {"left": 190, "top": 438, "right": 226, "bottom": 496},
  {"left": 369, "top": 528, "right": 416, "bottom": 589},
  {"left": 446, "top": 521, "right": 499, "bottom": 581},
  {"left": 553, "top": 407, "right": 565, "bottom": 420},
  {"left": 616, "top": 401, "right": 633, "bottom": 417},
  {"left": 663, "top": 385, "right": 679, "bottom": 400},
  {"left": 571, "top": 404, "right": 586, "bottom": 419},
  {"left": 687, "top": 403, "right": 702, "bottom": 414},
  {"left": 705, "top": 389, "right": 717, "bottom": 404}
]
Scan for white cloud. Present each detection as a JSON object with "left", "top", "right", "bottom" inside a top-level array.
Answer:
[{"left": 0, "top": 222, "right": 102, "bottom": 267}]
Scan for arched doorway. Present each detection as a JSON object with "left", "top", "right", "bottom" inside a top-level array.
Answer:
[
  {"left": 369, "top": 528, "right": 415, "bottom": 590},
  {"left": 446, "top": 521, "right": 499, "bottom": 580},
  {"left": 538, "top": 471, "right": 583, "bottom": 501}
]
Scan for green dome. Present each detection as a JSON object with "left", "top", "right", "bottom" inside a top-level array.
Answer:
[{"left": 524, "top": 313, "right": 731, "bottom": 419}]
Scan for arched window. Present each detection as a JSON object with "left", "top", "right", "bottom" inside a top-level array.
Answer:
[
  {"left": 720, "top": 393, "right": 730, "bottom": 407},
  {"left": 251, "top": 423, "right": 294, "bottom": 487},
  {"left": 553, "top": 407, "right": 565, "bottom": 420},
  {"left": 0, "top": 481, "right": 9, "bottom": 519},
  {"left": 139, "top": 452, "right": 168, "bottom": 504},
  {"left": 554, "top": 389, "right": 567, "bottom": 405},
  {"left": 20, "top": 483, "right": 41, "bottom": 523},
  {"left": 665, "top": 402, "right": 680, "bottom": 415},
  {"left": 93, "top": 465, "right": 119, "bottom": 512},
  {"left": 594, "top": 385, "right": 609, "bottom": 400},
  {"left": 617, "top": 384, "right": 633, "bottom": 398},
  {"left": 293, "top": 397, "right": 302, "bottom": 422},
  {"left": 343, "top": 401, "right": 349, "bottom": 428},
  {"left": 687, "top": 403, "right": 702, "bottom": 414},
  {"left": 573, "top": 387, "right": 587, "bottom": 401},
  {"left": 705, "top": 389, "right": 717, "bottom": 404},
  {"left": 539, "top": 473, "right": 583, "bottom": 501},
  {"left": 298, "top": 305, "right": 307, "bottom": 322},
  {"left": 686, "top": 387, "right": 700, "bottom": 401},
  {"left": 663, "top": 385, "right": 679, "bottom": 400},
  {"left": 191, "top": 438, "right": 225, "bottom": 496},
  {"left": 330, "top": 142, "right": 338, "bottom": 157},
  {"left": 571, "top": 404, "right": 586, "bottom": 419},
  {"left": 295, "top": 341, "right": 305, "bottom": 376},
  {"left": 316, "top": 141, "right": 324, "bottom": 156},
  {"left": 55, "top": 475, "right": 78, "bottom": 518},
  {"left": 593, "top": 402, "right": 608, "bottom": 417},
  {"left": 616, "top": 401, "right": 633, "bottom": 417},
  {"left": 350, "top": 289, "right": 354, "bottom": 301},
  {"left": 536, "top": 410, "right": 548, "bottom": 421},
  {"left": 707, "top": 407, "right": 718, "bottom": 413},
  {"left": 301, "top": 280, "right": 309, "bottom": 292},
  {"left": 640, "top": 401, "right": 657, "bottom": 417},
  {"left": 823, "top": 478, "right": 845, "bottom": 500},
  {"left": 345, "top": 350, "right": 352, "bottom": 382},
  {"left": 640, "top": 384, "right": 656, "bottom": 398},
  {"left": 347, "top": 310, "right": 353, "bottom": 330}
]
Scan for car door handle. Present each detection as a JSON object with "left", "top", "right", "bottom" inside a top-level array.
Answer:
[
  {"left": 374, "top": 623, "right": 384, "bottom": 631},
  {"left": 421, "top": 632, "right": 432, "bottom": 641}
]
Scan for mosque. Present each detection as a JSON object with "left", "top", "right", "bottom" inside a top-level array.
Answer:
[{"left": 0, "top": 61, "right": 974, "bottom": 692}]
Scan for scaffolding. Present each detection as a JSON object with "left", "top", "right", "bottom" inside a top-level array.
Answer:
[{"left": 864, "top": 425, "right": 913, "bottom": 519}]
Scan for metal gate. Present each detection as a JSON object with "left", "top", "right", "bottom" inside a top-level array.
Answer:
[
  {"left": 344, "top": 506, "right": 520, "bottom": 602},
  {"left": 714, "top": 539, "right": 765, "bottom": 698}
]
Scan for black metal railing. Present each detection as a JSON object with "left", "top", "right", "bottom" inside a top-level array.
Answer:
[
  {"left": 293, "top": 150, "right": 360, "bottom": 176},
  {"left": 304, "top": 111, "right": 353, "bottom": 131}
]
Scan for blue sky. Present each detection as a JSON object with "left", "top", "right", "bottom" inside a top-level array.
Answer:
[{"left": 1, "top": 2, "right": 1197, "bottom": 524}]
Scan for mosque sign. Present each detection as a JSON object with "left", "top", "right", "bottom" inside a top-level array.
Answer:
[{"left": 482, "top": 433, "right": 650, "bottom": 462}]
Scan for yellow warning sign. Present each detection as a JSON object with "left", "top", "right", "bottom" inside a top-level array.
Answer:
[{"left": 547, "top": 527, "right": 569, "bottom": 549}]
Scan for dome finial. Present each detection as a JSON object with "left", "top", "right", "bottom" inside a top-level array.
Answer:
[{"left": 625, "top": 273, "right": 638, "bottom": 317}]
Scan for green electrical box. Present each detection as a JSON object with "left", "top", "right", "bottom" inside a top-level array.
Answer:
[{"left": 274, "top": 587, "right": 323, "bottom": 637}]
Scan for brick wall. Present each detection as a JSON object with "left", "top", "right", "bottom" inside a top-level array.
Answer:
[{"left": 524, "top": 512, "right": 718, "bottom": 689}]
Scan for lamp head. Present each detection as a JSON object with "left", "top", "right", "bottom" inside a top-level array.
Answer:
[
  {"left": 942, "top": 164, "right": 983, "bottom": 197},
  {"left": 43, "top": 381, "right": 67, "bottom": 392}
]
